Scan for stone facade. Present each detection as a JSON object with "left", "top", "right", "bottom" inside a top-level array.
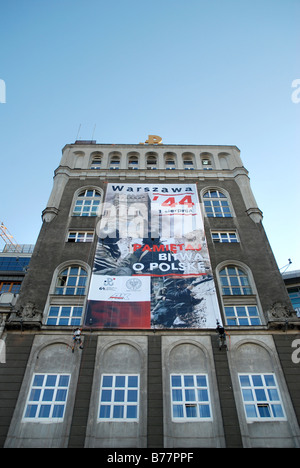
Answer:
[{"left": 0, "top": 141, "right": 299, "bottom": 448}]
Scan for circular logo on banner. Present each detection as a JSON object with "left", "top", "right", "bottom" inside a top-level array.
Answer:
[{"left": 126, "top": 278, "right": 142, "bottom": 291}]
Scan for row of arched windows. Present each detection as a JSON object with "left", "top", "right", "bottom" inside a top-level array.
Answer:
[
  {"left": 89, "top": 152, "right": 218, "bottom": 171},
  {"left": 72, "top": 187, "right": 233, "bottom": 218}
]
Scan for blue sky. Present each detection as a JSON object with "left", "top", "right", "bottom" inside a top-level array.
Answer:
[{"left": 0, "top": 0, "right": 299, "bottom": 271}]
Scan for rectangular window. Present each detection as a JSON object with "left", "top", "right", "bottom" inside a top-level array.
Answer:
[
  {"left": 211, "top": 231, "right": 239, "bottom": 243},
  {"left": 23, "top": 373, "right": 71, "bottom": 421},
  {"left": 46, "top": 305, "right": 83, "bottom": 326},
  {"left": 170, "top": 374, "right": 212, "bottom": 421},
  {"left": 225, "top": 305, "right": 261, "bottom": 325},
  {"left": 67, "top": 231, "right": 94, "bottom": 243},
  {"left": 98, "top": 374, "right": 139, "bottom": 421},
  {"left": 239, "top": 373, "right": 285, "bottom": 421}
]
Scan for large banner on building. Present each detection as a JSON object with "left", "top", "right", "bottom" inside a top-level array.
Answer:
[{"left": 84, "top": 183, "right": 222, "bottom": 329}]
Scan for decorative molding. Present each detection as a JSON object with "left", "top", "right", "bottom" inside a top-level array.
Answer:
[{"left": 42, "top": 207, "right": 59, "bottom": 223}]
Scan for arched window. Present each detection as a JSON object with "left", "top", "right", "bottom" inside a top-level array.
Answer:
[
  {"left": 182, "top": 153, "right": 194, "bottom": 170},
  {"left": 200, "top": 152, "right": 214, "bottom": 170},
  {"left": 128, "top": 155, "right": 139, "bottom": 170},
  {"left": 146, "top": 154, "right": 157, "bottom": 170},
  {"left": 45, "top": 262, "right": 90, "bottom": 326},
  {"left": 217, "top": 263, "right": 262, "bottom": 326},
  {"left": 55, "top": 265, "right": 88, "bottom": 296},
  {"left": 203, "top": 189, "right": 231, "bottom": 217},
  {"left": 73, "top": 189, "right": 101, "bottom": 217},
  {"left": 109, "top": 152, "right": 121, "bottom": 170},
  {"left": 164, "top": 153, "right": 176, "bottom": 170},
  {"left": 219, "top": 265, "right": 252, "bottom": 295},
  {"left": 202, "top": 158, "right": 212, "bottom": 169}
]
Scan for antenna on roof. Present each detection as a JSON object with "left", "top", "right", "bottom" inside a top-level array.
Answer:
[
  {"left": 76, "top": 124, "right": 81, "bottom": 141},
  {"left": 91, "top": 124, "right": 96, "bottom": 141},
  {"left": 280, "top": 259, "right": 292, "bottom": 272}
]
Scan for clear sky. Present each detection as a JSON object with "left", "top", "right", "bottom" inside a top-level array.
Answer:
[{"left": 0, "top": 0, "right": 299, "bottom": 271}]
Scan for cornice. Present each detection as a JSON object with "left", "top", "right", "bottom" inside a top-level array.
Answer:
[
  {"left": 53, "top": 166, "right": 249, "bottom": 181},
  {"left": 62, "top": 143, "right": 241, "bottom": 152}
]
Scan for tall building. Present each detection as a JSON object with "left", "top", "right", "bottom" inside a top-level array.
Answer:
[{"left": 0, "top": 137, "right": 299, "bottom": 449}]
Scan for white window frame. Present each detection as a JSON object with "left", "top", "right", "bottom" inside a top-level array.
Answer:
[
  {"left": 211, "top": 230, "right": 239, "bottom": 243},
  {"left": 203, "top": 189, "right": 232, "bottom": 218},
  {"left": 67, "top": 231, "right": 94, "bottom": 243},
  {"left": 72, "top": 189, "right": 101, "bottom": 217},
  {"left": 46, "top": 305, "right": 83, "bottom": 326},
  {"left": 23, "top": 373, "right": 71, "bottom": 422},
  {"left": 238, "top": 373, "right": 286, "bottom": 421},
  {"left": 170, "top": 374, "right": 212, "bottom": 422},
  {"left": 55, "top": 265, "right": 88, "bottom": 296},
  {"left": 224, "top": 305, "right": 261, "bottom": 326},
  {"left": 219, "top": 265, "right": 252, "bottom": 295},
  {"left": 98, "top": 374, "right": 139, "bottom": 421}
]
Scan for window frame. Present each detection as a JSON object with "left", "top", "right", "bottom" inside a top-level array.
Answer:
[
  {"left": 164, "top": 153, "right": 177, "bottom": 170},
  {"left": 67, "top": 231, "right": 94, "bottom": 243},
  {"left": 211, "top": 230, "right": 239, "bottom": 243},
  {"left": 183, "top": 157, "right": 194, "bottom": 170},
  {"left": 224, "top": 305, "right": 261, "bottom": 326},
  {"left": 219, "top": 265, "right": 253, "bottom": 296},
  {"left": 170, "top": 373, "right": 213, "bottom": 422},
  {"left": 55, "top": 265, "right": 88, "bottom": 296},
  {"left": 43, "top": 260, "right": 90, "bottom": 327},
  {"left": 46, "top": 305, "right": 83, "bottom": 326},
  {"left": 90, "top": 158, "right": 102, "bottom": 169},
  {"left": 23, "top": 373, "right": 71, "bottom": 422},
  {"left": 98, "top": 374, "right": 140, "bottom": 422},
  {"left": 201, "top": 158, "right": 213, "bottom": 170},
  {"left": 216, "top": 261, "right": 263, "bottom": 327},
  {"left": 0, "top": 281, "right": 21, "bottom": 294},
  {"left": 72, "top": 189, "right": 101, "bottom": 217},
  {"left": 146, "top": 153, "right": 158, "bottom": 170},
  {"left": 109, "top": 157, "right": 120, "bottom": 170},
  {"left": 238, "top": 373, "right": 286, "bottom": 422},
  {"left": 165, "top": 159, "right": 176, "bottom": 170},
  {"left": 128, "top": 155, "right": 139, "bottom": 170},
  {"left": 202, "top": 189, "right": 232, "bottom": 218}
]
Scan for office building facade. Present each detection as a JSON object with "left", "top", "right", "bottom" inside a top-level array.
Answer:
[{"left": 0, "top": 138, "right": 299, "bottom": 448}]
